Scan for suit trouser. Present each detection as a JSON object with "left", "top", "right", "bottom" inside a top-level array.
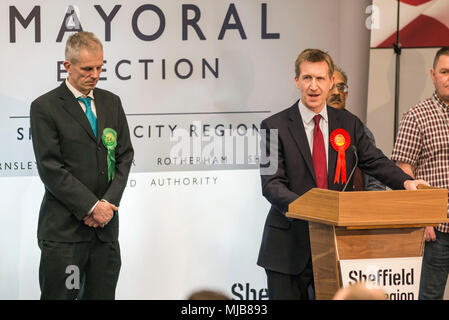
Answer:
[
  {"left": 38, "top": 234, "right": 121, "bottom": 300},
  {"left": 265, "top": 258, "right": 315, "bottom": 300}
]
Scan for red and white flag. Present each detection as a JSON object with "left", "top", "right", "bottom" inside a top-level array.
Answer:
[{"left": 371, "top": 0, "right": 449, "bottom": 48}]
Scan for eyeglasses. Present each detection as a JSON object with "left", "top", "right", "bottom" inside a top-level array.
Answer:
[{"left": 331, "top": 83, "right": 348, "bottom": 93}]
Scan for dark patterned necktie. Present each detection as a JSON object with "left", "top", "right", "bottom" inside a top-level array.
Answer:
[{"left": 312, "top": 115, "right": 328, "bottom": 189}]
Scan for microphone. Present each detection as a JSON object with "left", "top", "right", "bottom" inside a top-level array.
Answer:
[{"left": 342, "top": 145, "right": 358, "bottom": 192}]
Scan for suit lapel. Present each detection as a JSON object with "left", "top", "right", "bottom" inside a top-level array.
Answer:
[
  {"left": 93, "top": 88, "right": 106, "bottom": 145},
  {"left": 287, "top": 103, "right": 316, "bottom": 183},
  {"left": 58, "top": 82, "right": 97, "bottom": 142}
]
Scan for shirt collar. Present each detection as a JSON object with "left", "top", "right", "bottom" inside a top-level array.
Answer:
[
  {"left": 65, "top": 78, "right": 95, "bottom": 100},
  {"left": 298, "top": 100, "right": 328, "bottom": 124},
  {"left": 433, "top": 91, "right": 449, "bottom": 109}
]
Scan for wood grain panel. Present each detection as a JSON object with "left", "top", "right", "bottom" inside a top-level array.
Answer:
[
  {"left": 287, "top": 188, "right": 448, "bottom": 227},
  {"left": 309, "top": 222, "right": 340, "bottom": 300},
  {"left": 288, "top": 189, "right": 339, "bottom": 224},
  {"left": 338, "top": 189, "right": 448, "bottom": 226},
  {"left": 335, "top": 227, "right": 425, "bottom": 260}
]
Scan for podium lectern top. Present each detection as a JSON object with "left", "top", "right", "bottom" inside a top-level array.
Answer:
[{"left": 286, "top": 188, "right": 448, "bottom": 228}]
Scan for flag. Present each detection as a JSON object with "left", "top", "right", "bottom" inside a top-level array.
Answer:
[{"left": 371, "top": 0, "right": 449, "bottom": 48}]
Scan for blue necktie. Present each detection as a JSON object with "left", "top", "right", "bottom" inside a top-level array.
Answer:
[{"left": 77, "top": 96, "right": 97, "bottom": 138}]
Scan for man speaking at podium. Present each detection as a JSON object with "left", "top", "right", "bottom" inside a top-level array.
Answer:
[
  {"left": 257, "top": 48, "right": 427, "bottom": 300},
  {"left": 30, "top": 32, "right": 134, "bottom": 299}
]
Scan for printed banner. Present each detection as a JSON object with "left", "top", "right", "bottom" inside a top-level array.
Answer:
[{"left": 340, "top": 257, "right": 422, "bottom": 300}]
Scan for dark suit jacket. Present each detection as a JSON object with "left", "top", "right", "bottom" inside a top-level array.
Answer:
[
  {"left": 257, "top": 101, "right": 411, "bottom": 275},
  {"left": 362, "top": 125, "right": 386, "bottom": 191},
  {"left": 30, "top": 81, "right": 134, "bottom": 243}
]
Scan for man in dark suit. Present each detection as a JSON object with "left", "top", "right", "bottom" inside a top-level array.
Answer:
[
  {"left": 30, "top": 32, "right": 134, "bottom": 299},
  {"left": 257, "top": 48, "right": 427, "bottom": 300}
]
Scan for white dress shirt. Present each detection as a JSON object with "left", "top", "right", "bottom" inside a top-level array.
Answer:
[
  {"left": 65, "top": 78, "right": 97, "bottom": 117},
  {"left": 298, "top": 100, "right": 329, "bottom": 169}
]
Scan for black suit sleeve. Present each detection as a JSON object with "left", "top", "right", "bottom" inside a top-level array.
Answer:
[
  {"left": 102, "top": 96, "right": 134, "bottom": 206},
  {"left": 353, "top": 116, "right": 411, "bottom": 190},
  {"left": 361, "top": 125, "right": 386, "bottom": 191},
  {"left": 30, "top": 99, "right": 99, "bottom": 221},
  {"left": 260, "top": 119, "right": 299, "bottom": 213}
]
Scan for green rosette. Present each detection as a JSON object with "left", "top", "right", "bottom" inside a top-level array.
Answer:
[{"left": 102, "top": 128, "right": 117, "bottom": 181}]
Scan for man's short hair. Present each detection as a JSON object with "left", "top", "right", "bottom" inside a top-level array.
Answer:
[
  {"left": 65, "top": 32, "right": 103, "bottom": 63},
  {"left": 295, "top": 48, "right": 334, "bottom": 79},
  {"left": 334, "top": 65, "right": 348, "bottom": 85},
  {"left": 433, "top": 46, "right": 449, "bottom": 69}
]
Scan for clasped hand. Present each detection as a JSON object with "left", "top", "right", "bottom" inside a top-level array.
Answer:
[{"left": 83, "top": 201, "right": 118, "bottom": 228}]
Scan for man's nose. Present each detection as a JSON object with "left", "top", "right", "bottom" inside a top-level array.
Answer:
[{"left": 91, "top": 69, "right": 101, "bottom": 78}]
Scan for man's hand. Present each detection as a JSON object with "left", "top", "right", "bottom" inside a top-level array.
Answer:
[
  {"left": 91, "top": 200, "right": 118, "bottom": 226},
  {"left": 84, "top": 215, "right": 100, "bottom": 228},
  {"left": 403, "top": 179, "right": 430, "bottom": 190},
  {"left": 424, "top": 226, "right": 437, "bottom": 242}
]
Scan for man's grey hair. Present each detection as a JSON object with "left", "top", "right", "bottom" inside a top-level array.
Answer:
[
  {"left": 65, "top": 32, "right": 103, "bottom": 63},
  {"left": 334, "top": 65, "right": 348, "bottom": 85}
]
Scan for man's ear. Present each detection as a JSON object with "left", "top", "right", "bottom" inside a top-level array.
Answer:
[
  {"left": 63, "top": 60, "right": 71, "bottom": 74},
  {"left": 329, "top": 75, "right": 335, "bottom": 90},
  {"left": 294, "top": 76, "right": 300, "bottom": 89},
  {"left": 430, "top": 68, "right": 435, "bottom": 84}
]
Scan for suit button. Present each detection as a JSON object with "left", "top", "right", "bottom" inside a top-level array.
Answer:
[
  {"left": 100, "top": 171, "right": 105, "bottom": 175},
  {"left": 97, "top": 147, "right": 101, "bottom": 151}
]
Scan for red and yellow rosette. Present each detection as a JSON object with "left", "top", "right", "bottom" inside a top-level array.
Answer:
[{"left": 330, "top": 129, "right": 351, "bottom": 184}]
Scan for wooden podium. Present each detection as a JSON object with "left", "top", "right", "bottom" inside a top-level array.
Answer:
[{"left": 286, "top": 187, "right": 448, "bottom": 300}]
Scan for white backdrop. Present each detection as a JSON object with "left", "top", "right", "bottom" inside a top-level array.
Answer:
[{"left": 0, "top": 0, "right": 372, "bottom": 299}]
